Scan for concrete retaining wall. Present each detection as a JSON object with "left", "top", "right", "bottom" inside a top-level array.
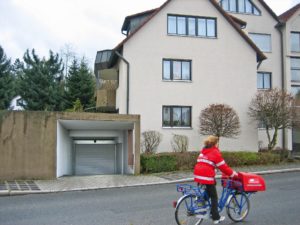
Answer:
[{"left": 0, "top": 111, "right": 140, "bottom": 180}]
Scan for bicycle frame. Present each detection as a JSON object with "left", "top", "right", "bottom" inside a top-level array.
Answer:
[
  {"left": 175, "top": 179, "right": 254, "bottom": 218},
  {"left": 218, "top": 182, "right": 253, "bottom": 212}
]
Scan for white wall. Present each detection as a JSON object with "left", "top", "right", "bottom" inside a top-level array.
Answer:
[
  {"left": 56, "top": 122, "right": 73, "bottom": 177},
  {"left": 284, "top": 11, "right": 300, "bottom": 151}
]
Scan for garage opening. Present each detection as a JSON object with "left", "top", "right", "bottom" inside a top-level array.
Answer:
[
  {"left": 74, "top": 140, "right": 117, "bottom": 175},
  {"left": 56, "top": 119, "right": 137, "bottom": 178}
]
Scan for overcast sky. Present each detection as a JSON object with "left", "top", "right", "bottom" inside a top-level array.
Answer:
[{"left": 0, "top": 0, "right": 299, "bottom": 68}]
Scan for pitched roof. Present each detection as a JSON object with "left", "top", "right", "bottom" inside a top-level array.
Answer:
[
  {"left": 114, "top": 0, "right": 171, "bottom": 51},
  {"left": 114, "top": 0, "right": 266, "bottom": 62},
  {"left": 121, "top": 8, "right": 158, "bottom": 34},
  {"left": 279, "top": 3, "right": 300, "bottom": 23}
]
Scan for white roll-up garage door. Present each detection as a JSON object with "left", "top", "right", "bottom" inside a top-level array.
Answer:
[{"left": 74, "top": 141, "right": 116, "bottom": 175}]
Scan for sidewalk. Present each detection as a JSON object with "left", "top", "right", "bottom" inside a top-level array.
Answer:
[{"left": 1, "top": 162, "right": 300, "bottom": 196}]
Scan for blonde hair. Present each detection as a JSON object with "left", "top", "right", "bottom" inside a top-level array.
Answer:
[{"left": 204, "top": 135, "right": 219, "bottom": 147}]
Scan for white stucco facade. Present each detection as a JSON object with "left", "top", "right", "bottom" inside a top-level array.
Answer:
[
  {"left": 279, "top": 6, "right": 300, "bottom": 152},
  {"left": 116, "top": 0, "right": 261, "bottom": 151}
]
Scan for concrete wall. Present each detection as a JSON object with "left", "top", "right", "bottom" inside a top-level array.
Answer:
[
  {"left": 0, "top": 111, "right": 140, "bottom": 180},
  {"left": 117, "top": 0, "right": 259, "bottom": 151},
  {"left": 0, "top": 111, "right": 57, "bottom": 179}
]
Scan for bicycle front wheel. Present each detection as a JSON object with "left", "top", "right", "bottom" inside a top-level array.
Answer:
[
  {"left": 175, "top": 194, "right": 204, "bottom": 225},
  {"left": 226, "top": 192, "right": 250, "bottom": 222}
]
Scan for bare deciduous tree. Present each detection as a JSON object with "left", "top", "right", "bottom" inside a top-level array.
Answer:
[
  {"left": 171, "top": 134, "right": 189, "bottom": 153},
  {"left": 141, "top": 130, "right": 162, "bottom": 154},
  {"left": 248, "top": 88, "right": 297, "bottom": 150},
  {"left": 199, "top": 104, "right": 241, "bottom": 140},
  {"left": 60, "top": 43, "right": 76, "bottom": 79}
]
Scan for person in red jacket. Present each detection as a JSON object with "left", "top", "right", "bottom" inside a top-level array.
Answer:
[{"left": 194, "top": 135, "right": 237, "bottom": 224}]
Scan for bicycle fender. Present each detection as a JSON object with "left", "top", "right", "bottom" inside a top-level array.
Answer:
[
  {"left": 226, "top": 194, "right": 233, "bottom": 206},
  {"left": 175, "top": 194, "right": 194, "bottom": 210}
]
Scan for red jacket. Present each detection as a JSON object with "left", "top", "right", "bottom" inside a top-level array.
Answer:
[{"left": 194, "top": 146, "right": 235, "bottom": 184}]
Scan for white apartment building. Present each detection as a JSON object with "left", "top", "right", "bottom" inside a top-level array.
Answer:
[
  {"left": 94, "top": 0, "right": 300, "bottom": 153},
  {"left": 277, "top": 3, "right": 300, "bottom": 153}
]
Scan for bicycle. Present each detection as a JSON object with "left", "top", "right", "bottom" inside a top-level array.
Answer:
[{"left": 174, "top": 172, "right": 266, "bottom": 225}]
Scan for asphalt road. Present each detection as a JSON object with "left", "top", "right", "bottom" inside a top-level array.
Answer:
[{"left": 0, "top": 172, "right": 299, "bottom": 225}]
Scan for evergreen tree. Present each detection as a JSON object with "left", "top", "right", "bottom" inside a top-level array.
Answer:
[
  {"left": 65, "top": 58, "right": 95, "bottom": 109},
  {"left": 18, "top": 49, "right": 65, "bottom": 111},
  {"left": 12, "top": 58, "right": 24, "bottom": 96},
  {"left": 0, "top": 45, "right": 14, "bottom": 109}
]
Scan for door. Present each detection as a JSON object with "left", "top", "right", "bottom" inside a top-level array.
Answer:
[{"left": 74, "top": 142, "right": 116, "bottom": 175}]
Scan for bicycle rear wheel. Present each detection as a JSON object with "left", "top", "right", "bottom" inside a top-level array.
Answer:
[
  {"left": 175, "top": 194, "right": 204, "bottom": 225},
  {"left": 226, "top": 192, "right": 250, "bottom": 222}
]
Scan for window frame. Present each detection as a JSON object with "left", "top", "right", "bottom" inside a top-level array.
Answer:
[
  {"left": 257, "top": 72, "right": 272, "bottom": 90},
  {"left": 248, "top": 33, "right": 272, "bottom": 53},
  {"left": 162, "top": 106, "right": 192, "bottom": 128},
  {"left": 291, "top": 32, "right": 300, "bottom": 52},
  {"left": 167, "top": 14, "right": 217, "bottom": 38},
  {"left": 291, "top": 57, "right": 300, "bottom": 83},
  {"left": 291, "top": 85, "right": 300, "bottom": 97},
  {"left": 162, "top": 59, "right": 192, "bottom": 81},
  {"left": 220, "top": 0, "right": 261, "bottom": 15}
]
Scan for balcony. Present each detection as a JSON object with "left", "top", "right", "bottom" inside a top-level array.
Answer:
[{"left": 94, "top": 50, "right": 119, "bottom": 111}]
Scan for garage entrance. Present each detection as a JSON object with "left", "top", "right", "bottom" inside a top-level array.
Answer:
[
  {"left": 74, "top": 140, "right": 116, "bottom": 175},
  {"left": 56, "top": 118, "right": 139, "bottom": 178}
]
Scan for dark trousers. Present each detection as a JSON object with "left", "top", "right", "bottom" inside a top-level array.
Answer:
[{"left": 205, "top": 184, "right": 220, "bottom": 220}]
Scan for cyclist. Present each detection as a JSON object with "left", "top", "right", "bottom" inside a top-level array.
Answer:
[{"left": 193, "top": 135, "right": 238, "bottom": 224}]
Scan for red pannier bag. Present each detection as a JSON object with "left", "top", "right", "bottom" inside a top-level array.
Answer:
[{"left": 238, "top": 172, "right": 266, "bottom": 192}]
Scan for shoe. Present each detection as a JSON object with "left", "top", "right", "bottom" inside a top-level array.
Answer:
[{"left": 213, "top": 216, "right": 225, "bottom": 224}]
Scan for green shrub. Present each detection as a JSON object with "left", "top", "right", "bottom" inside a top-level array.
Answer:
[
  {"left": 222, "top": 152, "right": 260, "bottom": 167},
  {"left": 140, "top": 153, "right": 177, "bottom": 173},
  {"left": 174, "top": 151, "right": 199, "bottom": 170},
  {"left": 140, "top": 150, "right": 285, "bottom": 174},
  {"left": 257, "top": 152, "right": 281, "bottom": 164},
  {"left": 259, "top": 148, "right": 289, "bottom": 159}
]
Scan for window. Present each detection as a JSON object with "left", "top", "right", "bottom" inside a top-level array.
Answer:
[
  {"left": 162, "top": 106, "right": 191, "bottom": 127},
  {"left": 163, "top": 59, "right": 191, "bottom": 81},
  {"left": 168, "top": 16, "right": 177, "bottom": 34},
  {"left": 291, "top": 32, "right": 300, "bottom": 52},
  {"left": 291, "top": 86, "right": 300, "bottom": 97},
  {"left": 167, "top": 15, "right": 217, "bottom": 38},
  {"left": 249, "top": 33, "right": 271, "bottom": 52},
  {"left": 291, "top": 57, "right": 300, "bottom": 82},
  {"left": 258, "top": 120, "right": 266, "bottom": 129},
  {"left": 220, "top": 0, "right": 261, "bottom": 15},
  {"left": 292, "top": 86, "right": 300, "bottom": 108},
  {"left": 257, "top": 72, "right": 271, "bottom": 89},
  {"left": 188, "top": 17, "right": 196, "bottom": 36}
]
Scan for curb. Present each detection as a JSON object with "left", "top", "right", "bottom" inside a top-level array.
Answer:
[
  {"left": 0, "top": 190, "right": 46, "bottom": 196},
  {"left": 162, "top": 167, "right": 300, "bottom": 184},
  {"left": 1, "top": 168, "right": 300, "bottom": 196}
]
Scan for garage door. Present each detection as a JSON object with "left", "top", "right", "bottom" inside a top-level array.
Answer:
[{"left": 74, "top": 142, "right": 116, "bottom": 175}]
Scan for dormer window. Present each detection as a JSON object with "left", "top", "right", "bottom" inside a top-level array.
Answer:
[
  {"left": 220, "top": 0, "right": 261, "bottom": 15},
  {"left": 168, "top": 15, "right": 217, "bottom": 38}
]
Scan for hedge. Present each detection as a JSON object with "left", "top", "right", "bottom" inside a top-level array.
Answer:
[
  {"left": 140, "top": 153, "right": 177, "bottom": 173},
  {"left": 140, "top": 151, "right": 283, "bottom": 174}
]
